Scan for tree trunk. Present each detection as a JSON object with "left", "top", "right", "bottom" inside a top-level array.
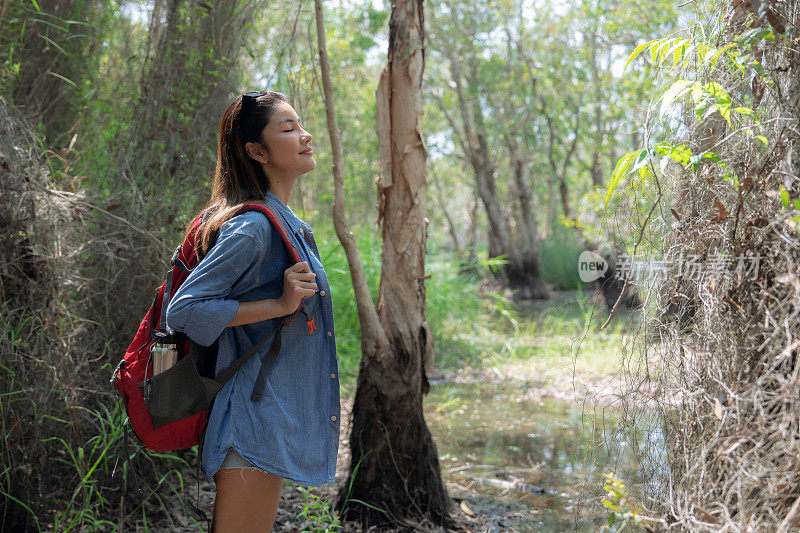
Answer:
[
  {"left": 588, "top": 26, "right": 605, "bottom": 189},
  {"left": 450, "top": 58, "right": 548, "bottom": 299},
  {"left": 465, "top": 190, "right": 478, "bottom": 265},
  {"left": 314, "top": 0, "right": 451, "bottom": 528},
  {"left": 507, "top": 136, "right": 549, "bottom": 299},
  {"left": 432, "top": 176, "right": 463, "bottom": 254}
]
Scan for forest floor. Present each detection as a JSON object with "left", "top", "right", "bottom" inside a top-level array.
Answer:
[{"left": 147, "top": 289, "right": 631, "bottom": 532}]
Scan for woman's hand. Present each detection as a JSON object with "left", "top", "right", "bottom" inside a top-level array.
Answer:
[
  {"left": 226, "top": 262, "right": 317, "bottom": 328},
  {"left": 279, "top": 262, "right": 317, "bottom": 314}
]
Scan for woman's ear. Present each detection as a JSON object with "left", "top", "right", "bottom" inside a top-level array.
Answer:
[{"left": 245, "top": 141, "right": 269, "bottom": 164}]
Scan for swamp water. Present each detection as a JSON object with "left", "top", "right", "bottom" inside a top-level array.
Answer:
[{"left": 424, "top": 381, "right": 656, "bottom": 532}]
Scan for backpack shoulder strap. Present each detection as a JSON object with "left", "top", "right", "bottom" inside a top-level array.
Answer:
[
  {"left": 235, "top": 202, "right": 312, "bottom": 323},
  {"left": 236, "top": 203, "right": 303, "bottom": 265},
  {"left": 214, "top": 202, "right": 314, "bottom": 401}
]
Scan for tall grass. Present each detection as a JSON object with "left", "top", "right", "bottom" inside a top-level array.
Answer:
[{"left": 540, "top": 224, "right": 588, "bottom": 290}]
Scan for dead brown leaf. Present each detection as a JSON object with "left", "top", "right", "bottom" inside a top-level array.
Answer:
[{"left": 710, "top": 199, "right": 730, "bottom": 222}]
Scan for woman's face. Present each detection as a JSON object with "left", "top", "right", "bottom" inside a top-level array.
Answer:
[{"left": 247, "top": 101, "right": 315, "bottom": 182}]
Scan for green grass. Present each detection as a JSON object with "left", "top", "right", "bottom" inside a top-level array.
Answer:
[{"left": 494, "top": 293, "right": 636, "bottom": 381}]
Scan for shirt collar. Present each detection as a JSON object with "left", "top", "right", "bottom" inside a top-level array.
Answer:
[{"left": 264, "top": 191, "right": 305, "bottom": 234}]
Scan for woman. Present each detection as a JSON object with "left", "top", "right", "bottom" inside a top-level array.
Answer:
[{"left": 166, "top": 90, "right": 340, "bottom": 532}]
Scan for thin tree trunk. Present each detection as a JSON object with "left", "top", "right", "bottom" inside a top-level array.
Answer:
[
  {"left": 589, "top": 26, "right": 605, "bottom": 188},
  {"left": 545, "top": 172, "right": 556, "bottom": 239},
  {"left": 506, "top": 135, "right": 548, "bottom": 298},
  {"left": 466, "top": 189, "right": 478, "bottom": 264},
  {"left": 450, "top": 58, "right": 549, "bottom": 297},
  {"left": 432, "top": 177, "right": 463, "bottom": 254},
  {"left": 313, "top": 0, "right": 387, "bottom": 356},
  {"left": 314, "top": 0, "right": 451, "bottom": 527}
]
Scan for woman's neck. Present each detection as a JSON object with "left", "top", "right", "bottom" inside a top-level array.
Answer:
[{"left": 266, "top": 175, "right": 296, "bottom": 205}]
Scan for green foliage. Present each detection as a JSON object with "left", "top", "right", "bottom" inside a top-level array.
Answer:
[
  {"left": 540, "top": 226, "right": 589, "bottom": 289},
  {"left": 44, "top": 404, "right": 123, "bottom": 531},
  {"left": 425, "top": 255, "right": 506, "bottom": 369},
  {"left": 607, "top": 25, "right": 776, "bottom": 209},
  {"left": 600, "top": 472, "right": 649, "bottom": 531},
  {"left": 296, "top": 486, "right": 343, "bottom": 532}
]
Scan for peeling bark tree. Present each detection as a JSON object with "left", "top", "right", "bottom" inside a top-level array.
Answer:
[{"left": 313, "top": 0, "right": 452, "bottom": 528}]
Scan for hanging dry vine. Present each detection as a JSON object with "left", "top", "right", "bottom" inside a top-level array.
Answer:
[{"left": 603, "top": 1, "right": 800, "bottom": 530}]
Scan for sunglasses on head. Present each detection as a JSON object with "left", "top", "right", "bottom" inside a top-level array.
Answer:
[{"left": 241, "top": 91, "right": 265, "bottom": 111}]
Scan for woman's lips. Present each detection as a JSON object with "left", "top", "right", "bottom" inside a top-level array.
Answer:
[{"left": 300, "top": 149, "right": 313, "bottom": 155}]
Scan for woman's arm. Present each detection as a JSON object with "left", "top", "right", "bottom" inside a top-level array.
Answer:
[{"left": 228, "top": 261, "right": 317, "bottom": 327}]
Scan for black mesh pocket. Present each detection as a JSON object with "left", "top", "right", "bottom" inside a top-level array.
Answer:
[{"left": 139, "top": 353, "right": 222, "bottom": 429}]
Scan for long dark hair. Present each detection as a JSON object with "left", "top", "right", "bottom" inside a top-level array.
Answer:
[{"left": 196, "top": 90, "right": 288, "bottom": 256}]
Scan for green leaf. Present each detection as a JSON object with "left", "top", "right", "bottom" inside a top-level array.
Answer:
[
  {"left": 780, "top": 187, "right": 790, "bottom": 208},
  {"left": 669, "top": 38, "right": 691, "bottom": 66},
  {"left": 625, "top": 39, "right": 658, "bottom": 73},
  {"left": 605, "top": 151, "right": 639, "bottom": 208},
  {"left": 755, "top": 135, "right": 768, "bottom": 147},
  {"left": 38, "top": 34, "right": 69, "bottom": 56},
  {"left": 707, "top": 42, "right": 736, "bottom": 71},
  {"left": 658, "top": 38, "right": 678, "bottom": 67},
  {"left": 696, "top": 42, "right": 710, "bottom": 67},
  {"left": 29, "top": 0, "right": 41, "bottom": 11},
  {"left": 630, "top": 148, "right": 650, "bottom": 173},
  {"left": 659, "top": 79, "right": 694, "bottom": 119},
  {"left": 691, "top": 82, "right": 705, "bottom": 106},
  {"left": 652, "top": 38, "right": 673, "bottom": 66},
  {"left": 668, "top": 145, "right": 692, "bottom": 166},
  {"left": 679, "top": 42, "right": 696, "bottom": 68},
  {"left": 48, "top": 71, "right": 77, "bottom": 87},
  {"left": 31, "top": 17, "right": 69, "bottom": 32}
]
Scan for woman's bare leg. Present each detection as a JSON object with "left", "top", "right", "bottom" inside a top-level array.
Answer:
[{"left": 211, "top": 468, "right": 283, "bottom": 532}]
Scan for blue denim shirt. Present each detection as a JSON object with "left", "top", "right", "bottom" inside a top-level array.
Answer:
[{"left": 165, "top": 192, "right": 340, "bottom": 485}]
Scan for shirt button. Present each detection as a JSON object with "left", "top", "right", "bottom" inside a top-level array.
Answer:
[
  {"left": 320, "top": 290, "right": 326, "bottom": 296},
  {"left": 327, "top": 331, "right": 332, "bottom": 337},
  {"left": 299, "top": 228, "right": 304, "bottom": 236},
  {"left": 330, "top": 373, "right": 336, "bottom": 379},
  {"left": 330, "top": 415, "right": 337, "bottom": 422}
]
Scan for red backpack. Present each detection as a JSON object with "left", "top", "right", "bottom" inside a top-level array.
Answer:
[{"left": 111, "top": 203, "right": 314, "bottom": 453}]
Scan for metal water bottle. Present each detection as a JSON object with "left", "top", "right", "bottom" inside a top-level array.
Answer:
[{"left": 151, "top": 341, "right": 178, "bottom": 375}]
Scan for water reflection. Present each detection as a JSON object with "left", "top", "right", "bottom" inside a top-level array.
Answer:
[{"left": 424, "top": 381, "right": 654, "bottom": 532}]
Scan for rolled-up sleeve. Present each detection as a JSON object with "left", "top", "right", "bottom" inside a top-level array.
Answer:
[{"left": 166, "top": 225, "right": 263, "bottom": 346}]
